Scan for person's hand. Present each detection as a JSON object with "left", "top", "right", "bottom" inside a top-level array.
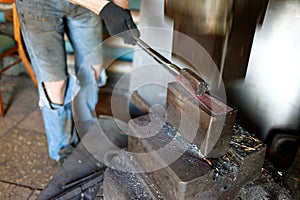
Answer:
[{"left": 100, "top": 1, "right": 140, "bottom": 45}]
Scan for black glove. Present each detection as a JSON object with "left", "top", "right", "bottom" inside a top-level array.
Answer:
[{"left": 99, "top": 1, "right": 140, "bottom": 45}]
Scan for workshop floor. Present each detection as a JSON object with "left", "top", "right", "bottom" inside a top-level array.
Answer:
[{"left": 0, "top": 74, "right": 59, "bottom": 199}]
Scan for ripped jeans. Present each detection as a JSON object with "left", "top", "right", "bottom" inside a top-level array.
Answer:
[{"left": 16, "top": 0, "right": 106, "bottom": 161}]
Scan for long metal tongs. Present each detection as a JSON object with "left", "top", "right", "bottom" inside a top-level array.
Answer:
[{"left": 134, "top": 37, "right": 209, "bottom": 96}]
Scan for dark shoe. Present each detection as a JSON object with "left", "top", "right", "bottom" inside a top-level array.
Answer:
[{"left": 58, "top": 145, "right": 75, "bottom": 165}]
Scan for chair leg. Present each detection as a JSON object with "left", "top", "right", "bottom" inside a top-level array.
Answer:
[
  {"left": 13, "top": 3, "right": 37, "bottom": 88},
  {"left": 0, "top": 90, "right": 4, "bottom": 116},
  {"left": 18, "top": 47, "right": 37, "bottom": 87}
]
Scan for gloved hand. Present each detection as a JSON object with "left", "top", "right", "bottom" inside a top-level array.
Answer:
[{"left": 100, "top": 1, "right": 140, "bottom": 45}]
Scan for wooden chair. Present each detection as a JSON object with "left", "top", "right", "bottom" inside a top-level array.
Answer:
[{"left": 0, "top": 0, "right": 37, "bottom": 116}]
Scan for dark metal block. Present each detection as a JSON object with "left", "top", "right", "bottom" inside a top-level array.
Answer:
[
  {"left": 166, "top": 81, "right": 237, "bottom": 158},
  {"left": 128, "top": 115, "right": 266, "bottom": 200}
]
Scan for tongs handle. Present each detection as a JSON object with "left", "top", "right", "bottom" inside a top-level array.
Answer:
[
  {"left": 133, "top": 37, "right": 209, "bottom": 96},
  {"left": 135, "top": 37, "right": 181, "bottom": 75}
]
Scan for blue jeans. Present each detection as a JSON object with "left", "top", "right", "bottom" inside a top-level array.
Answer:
[{"left": 16, "top": 0, "right": 106, "bottom": 161}]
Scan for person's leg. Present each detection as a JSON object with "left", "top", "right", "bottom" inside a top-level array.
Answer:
[
  {"left": 16, "top": 0, "right": 79, "bottom": 161},
  {"left": 66, "top": 4, "right": 106, "bottom": 136}
]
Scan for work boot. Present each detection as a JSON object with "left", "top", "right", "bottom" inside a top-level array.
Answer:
[{"left": 58, "top": 145, "right": 75, "bottom": 165}]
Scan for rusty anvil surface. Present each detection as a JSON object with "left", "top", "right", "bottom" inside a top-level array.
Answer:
[
  {"left": 166, "top": 81, "right": 237, "bottom": 158},
  {"left": 131, "top": 80, "right": 237, "bottom": 158}
]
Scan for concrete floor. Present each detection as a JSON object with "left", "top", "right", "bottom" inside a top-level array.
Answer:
[{"left": 0, "top": 74, "right": 59, "bottom": 199}]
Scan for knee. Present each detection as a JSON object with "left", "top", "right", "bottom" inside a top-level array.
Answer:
[
  {"left": 92, "top": 65, "right": 107, "bottom": 87},
  {"left": 43, "top": 79, "right": 67, "bottom": 105}
]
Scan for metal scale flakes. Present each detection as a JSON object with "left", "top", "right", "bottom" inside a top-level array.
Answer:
[{"left": 126, "top": 114, "right": 266, "bottom": 200}]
